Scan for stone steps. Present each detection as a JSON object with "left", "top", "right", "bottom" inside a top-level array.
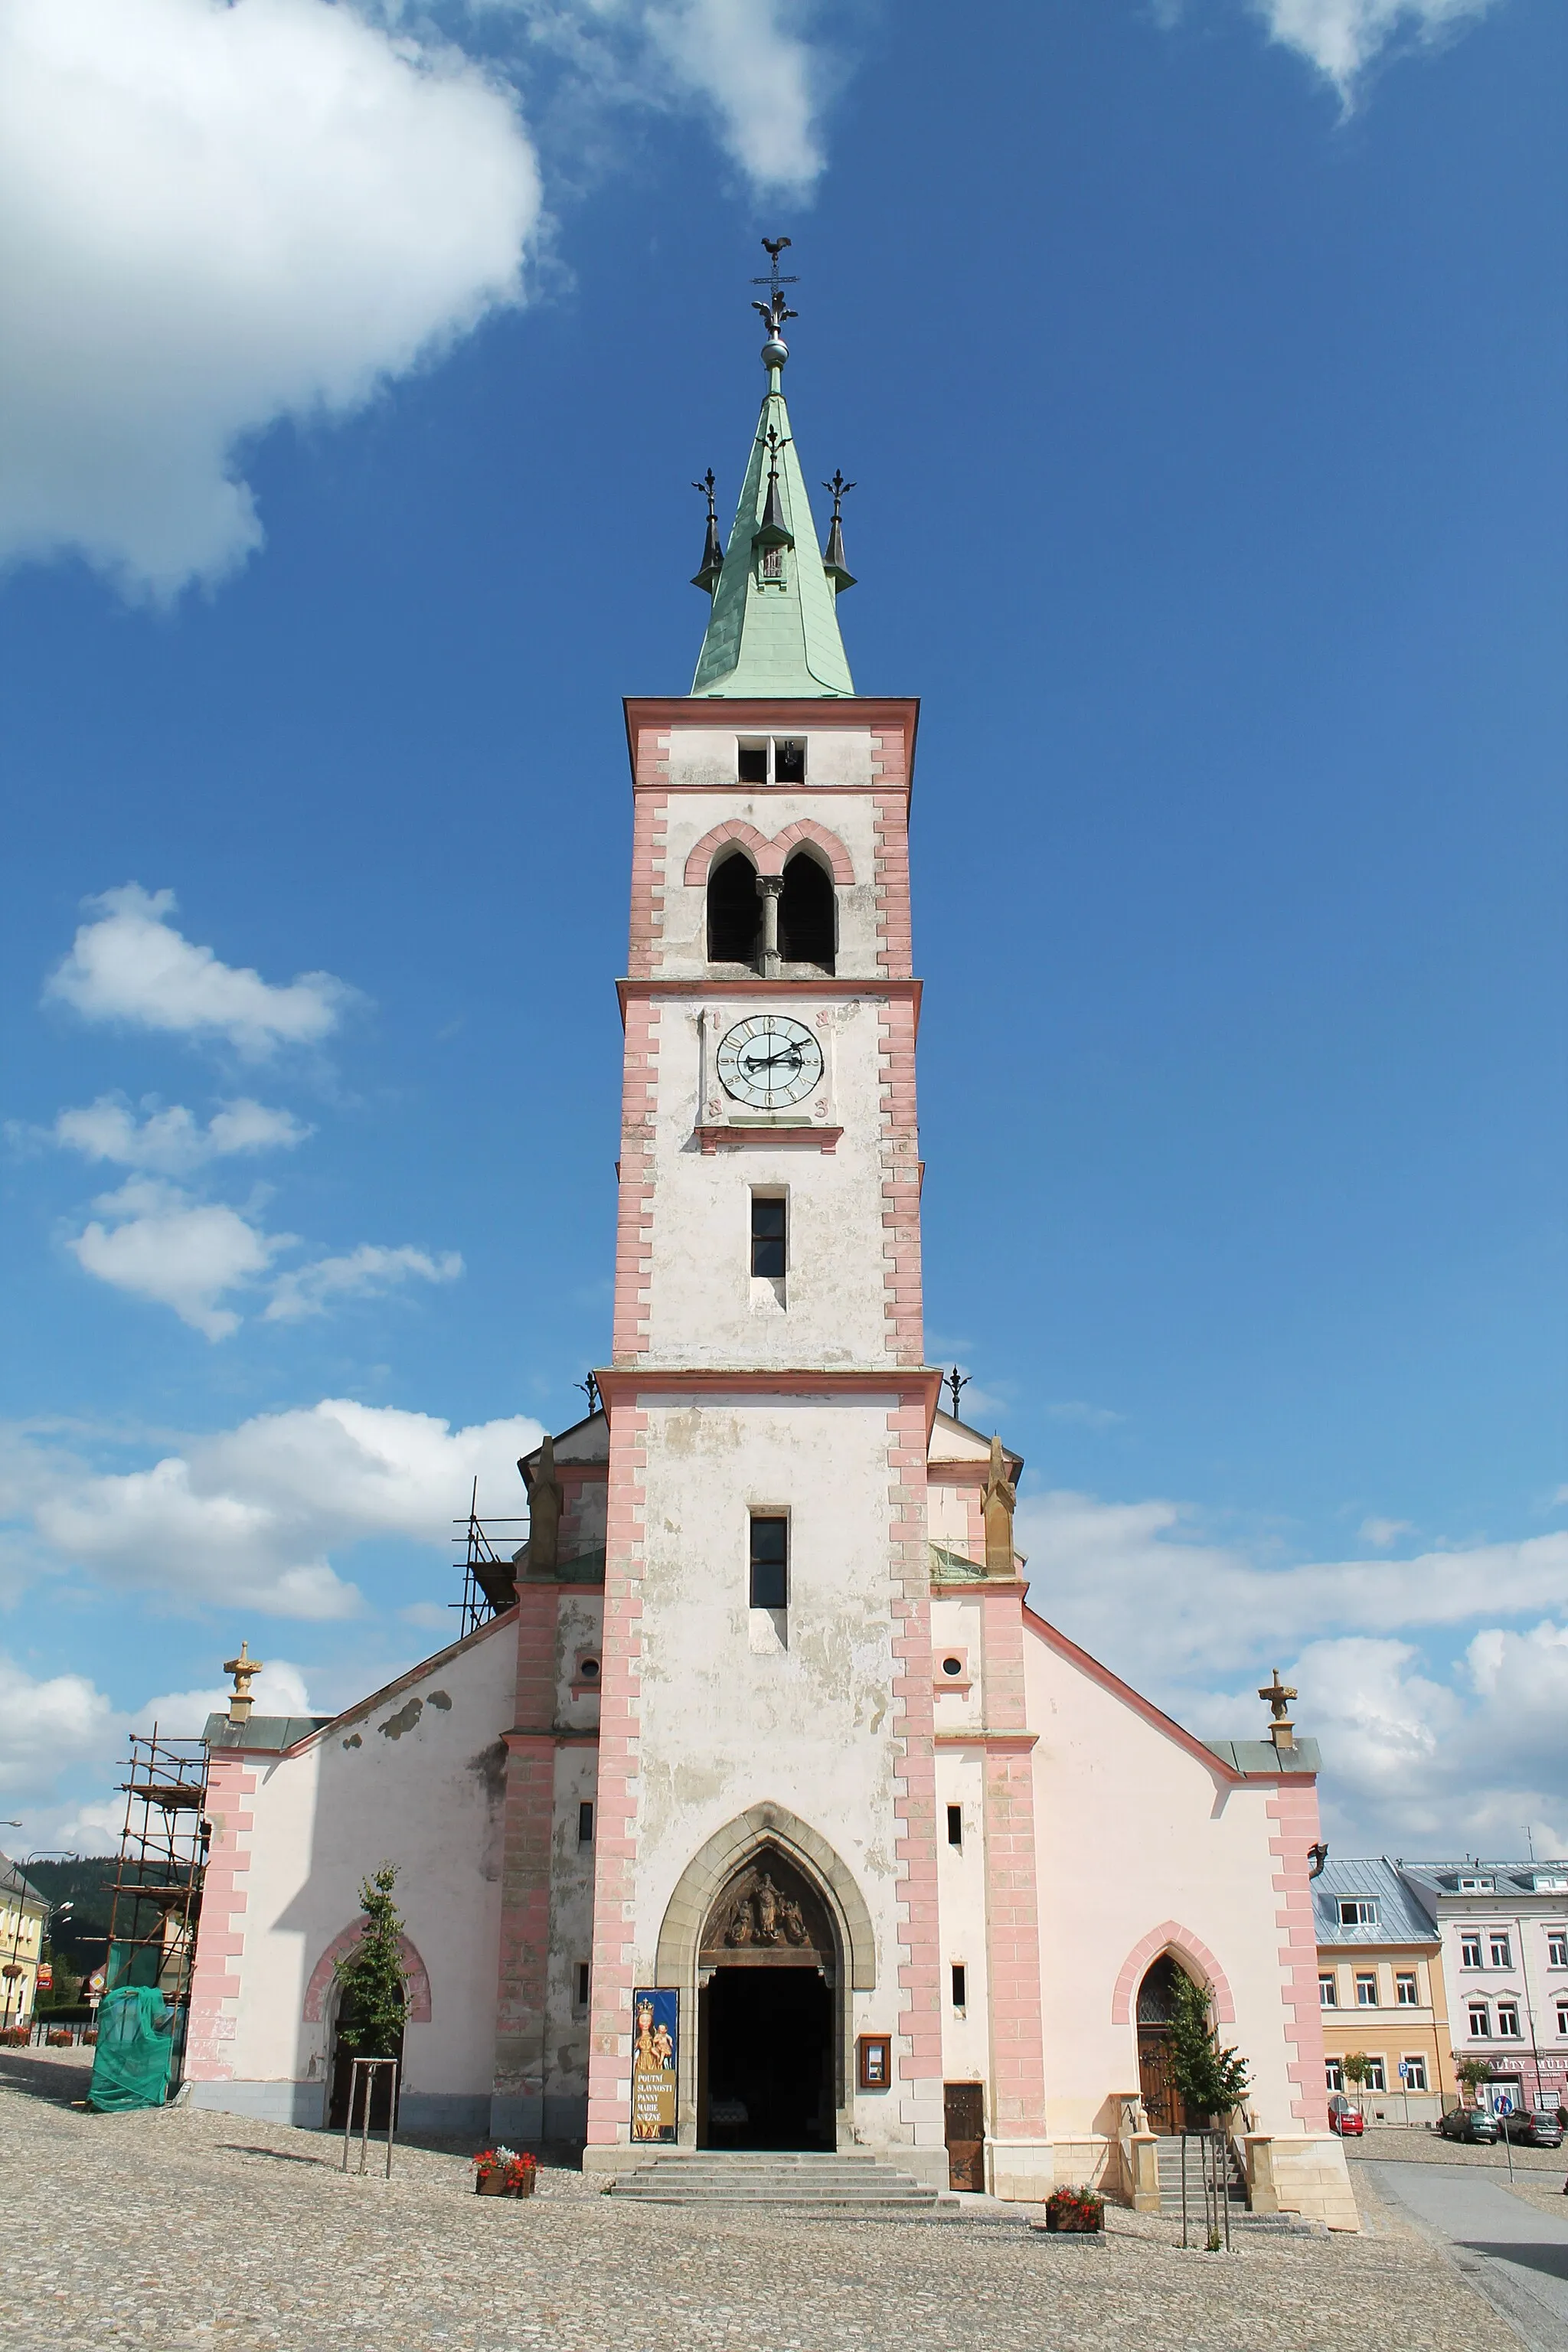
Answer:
[{"left": 609, "top": 2151, "right": 956, "bottom": 2213}]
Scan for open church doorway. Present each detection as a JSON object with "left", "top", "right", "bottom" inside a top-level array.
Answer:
[
  {"left": 696, "top": 1848, "right": 838, "bottom": 2151},
  {"left": 1135, "top": 1953, "right": 1199, "bottom": 2134}
]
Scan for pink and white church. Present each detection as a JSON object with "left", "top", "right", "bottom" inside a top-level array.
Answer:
[{"left": 185, "top": 273, "right": 1354, "bottom": 2227}]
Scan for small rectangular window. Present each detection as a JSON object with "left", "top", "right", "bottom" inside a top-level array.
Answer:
[
  {"left": 1468, "top": 2002, "right": 1491, "bottom": 2037},
  {"left": 760, "top": 545, "right": 784, "bottom": 583},
  {"left": 946, "top": 1805, "right": 963, "bottom": 1850},
  {"left": 575, "top": 1962, "right": 590, "bottom": 2007},
  {"left": 1458, "top": 1876, "right": 1494, "bottom": 1893},
  {"left": 737, "top": 741, "right": 769, "bottom": 784},
  {"left": 751, "top": 1193, "right": 786, "bottom": 1278},
  {"left": 749, "top": 1514, "right": 789, "bottom": 1610},
  {"left": 1395, "top": 1971, "right": 1419, "bottom": 2006},
  {"left": 1548, "top": 1932, "right": 1568, "bottom": 1968},
  {"left": 1401, "top": 2054, "right": 1428, "bottom": 2090},
  {"left": 1490, "top": 1934, "right": 1513, "bottom": 1969},
  {"left": 1557, "top": 1999, "right": 1568, "bottom": 2035},
  {"left": 577, "top": 1801, "right": 594, "bottom": 1847},
  {"left": 1497, "top": 2002, "right": 1521, "bottom": 2038},
  {"left": 1339, "top": 1898, "right": 1380, "bottom": 1926},
  {"left": 1319, "top": 1974, "right": 1338, "bottom": 2007},
  {"left": 951, "top": 1964, "right": 967, "bottom": 2010},
  {"left": 1355, "top": 1972, "right": 1378, "bottom": 2007},
  {"left": 1462, "top": 1933, "right": 1484, "bottom": 1968},
  {"left": 1325, "top": 2058, "right": 1344, "bottom": 2092},
  {"left": 1363, "top": 2058, "right": 1387, "bottom": 2092},
  {"left": 774, "top": 738, "right": 806, "bottom": 784}
]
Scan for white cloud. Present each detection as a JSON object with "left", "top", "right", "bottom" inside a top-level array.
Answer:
[
  {"left": 642, "top": 0, "right": 825, "bottom": 191},
  {"left": 0, "top": 1654, "right": 117, "bottom": 1805},
  {"left": 1359, "top": 1514, "right": 1415, "bottom": 1547},
  {"left": 1250, "top": 0, "right": 1498, "bottom": 100},
  {"left": 475, "top": 0, "right": 827, "bottom": 193},
  {"left": 49, "top": 1093, "right": 312, "bottom": 1174},
  {"left": 1046, "top": 1400, "right": 1125, "bottom": 1430},
  {"left": 0, "top": 0, "right": 541, "bottom": 597},
  {"left": 1017, "top": 1485, "right": 1568, "bottom": 1853},
  {"left": 67, "top": 1177, "right": 289, "bottom": 1339},
  {"left": 16, "top": 1397, "right": 543, "bottom": 1618},
  {"left": 45, "top": 886, "right": 354, "bottom": 1057},
  {"left": 266, "top": 1243, "right": 465, "bottom": 1323}
]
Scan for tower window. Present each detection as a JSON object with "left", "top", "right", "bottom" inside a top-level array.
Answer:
[
  {"left": 951, "top": 1964, "right": 967, "bottom": 2010},
  {"left": 737, "top": 740, "right": 769, "bottom": 785},
  {"left": 774, "top": 739, "right": 805, "bottom": 784},
  {"left": 779, "top": 851, "right": 835, "bottom": 972},
  {"left": 575, "top": 1962, "right": 590, "bottom": 2008},
  {"left": 946, "top": 1805, "right": 963, "bottom": 1849},
  {"left": 707, "top": 850, "right": 762, "bottom": 964},
  {"left": 760, "top": 544, "right": 784, "bottom": 582},
  {"left": 577, "top": 1802, "right": 594, "bottom": 1847},
  {"left": 750, "top": 1193, "right": 786, "bottom": 1278},
  {"left": 749, "top": 1514, "right": 789, "bottom": 1609}
]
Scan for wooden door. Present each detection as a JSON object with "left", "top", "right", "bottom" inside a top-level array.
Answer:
[
  {"left": 944, "top": 2081, "right": 986, "bottom": 2191},
  {"left": 1138, "top": 2028, "right": 1181, "bottom": 2135}
]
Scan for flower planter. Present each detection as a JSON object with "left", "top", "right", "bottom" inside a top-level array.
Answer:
[
  {"left": 1046, "top": 2210, "right": 1103, "bottom": 2233},
  {"left": 476, "top": 2174, "right": 511, "bottom": 2196}
]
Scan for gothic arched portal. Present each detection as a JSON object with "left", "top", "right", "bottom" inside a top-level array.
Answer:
[{"left": 655, "top": 1805, "right": 875, "bottom": 2151}]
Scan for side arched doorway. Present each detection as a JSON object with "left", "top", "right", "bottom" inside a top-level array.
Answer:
[
  {"left": 697, "top": 1847, "right": 836, "bottom": 2151},
  {"left": 327, "top": 1980, "right": 403, "bottom": 2132},
  {"left": 1135, "top": 1955, "right": 1200, "bottom": 2134}
]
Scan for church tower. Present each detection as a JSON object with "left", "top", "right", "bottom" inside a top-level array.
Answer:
[{"left": 582, "top": 255, "right": 949, "bottom": 2173}]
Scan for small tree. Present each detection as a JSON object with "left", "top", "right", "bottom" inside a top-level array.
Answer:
[
  {"left": 332, "top": 1864, "right": 408, "bottom": 2057},
  {"left": 1341, "top": 2051, "right": 1374, "bottom": 2115},
  {"left": 1169, "top": 1969, "right": 1251, "bottom": 2122},
  {"left": 1454, "top": 2056, "right": 1493, "bottom": 2109}
]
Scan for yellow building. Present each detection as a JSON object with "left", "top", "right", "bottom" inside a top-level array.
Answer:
[
  {"left": 1314, "top": 1857, "right": 1453, "bottom": 2120},
  {"left": 0, "top": 1858, "right": 48, "bottom": 2033}
]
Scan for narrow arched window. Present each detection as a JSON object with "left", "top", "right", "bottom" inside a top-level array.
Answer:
[
  {"left": 779, "top": 851, "right": 835, "bottom": 972},
  {"left": 707, "top": 851, "right": 762, "bottom": 965}
]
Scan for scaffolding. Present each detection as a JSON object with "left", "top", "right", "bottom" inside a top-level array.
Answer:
[
  {"left": 106, "top": 1726, "right": 209, "bottom": 2069},
  {"left": 449, "top": 1478, "right": 526, "bottom": 1638}
]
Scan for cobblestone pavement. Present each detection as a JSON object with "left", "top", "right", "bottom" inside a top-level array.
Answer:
[
  {"left": 0, "top": 2051, "right": 1515, "bottom": 2352},
  {"left": 1351, "top": 2124, "right": 1568, "bottom": 2176}
]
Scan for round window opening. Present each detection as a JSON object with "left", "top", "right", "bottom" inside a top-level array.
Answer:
[
  {"left": 580, "top": 1658, "right": 601, "bottom": 1681},
  {"left": 942, "top": 1656, "right": 963, "bottom": 1677}
]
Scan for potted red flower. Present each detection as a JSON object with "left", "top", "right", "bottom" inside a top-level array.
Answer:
[
  {"left": 1044, "top": 2185, "right": 1105, "bottom": 2234},
  {"left": 472, "top": 2146, "right": 537, "bottom": 2197}
]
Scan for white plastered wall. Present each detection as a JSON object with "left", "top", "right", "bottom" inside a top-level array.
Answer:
[
  {"left": 641, "top": 997, "right": 893, "bottom": 1369},
  {"left": 628, "top": 1391, "right": 927, "bottom": 2154},
  {"left": 202, "top": 1621, "right": 516, "bottom": 2128}
]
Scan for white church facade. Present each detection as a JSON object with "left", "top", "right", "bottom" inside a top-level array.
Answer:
[{"left": 185, "top": 270, "right": 1354, "bottom": 2227}]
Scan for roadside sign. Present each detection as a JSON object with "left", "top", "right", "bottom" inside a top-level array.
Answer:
[
  {"left": 87, "top": 1969, "right": 106, "bottom": 1994},
  {"left": 35, "top": 1964, "right": 51, "bottom": 1991}
]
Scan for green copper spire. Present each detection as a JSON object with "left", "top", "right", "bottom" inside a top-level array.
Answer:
[{"left": 691, "top": 245, "right": 855, "bottom": 698}]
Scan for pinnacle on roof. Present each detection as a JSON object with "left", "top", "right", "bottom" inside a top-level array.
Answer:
[{"left": 690, "top": 240, "right": 856, "bottom": 699}]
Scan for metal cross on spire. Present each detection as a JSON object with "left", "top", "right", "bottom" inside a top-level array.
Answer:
[{"left": 751, "top": 235, "right": 799, "bottom": 339}]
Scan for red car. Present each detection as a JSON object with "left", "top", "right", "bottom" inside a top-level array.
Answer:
[{"left": 1328, "top": 2095, "right": 1366, "bottom": 2136}]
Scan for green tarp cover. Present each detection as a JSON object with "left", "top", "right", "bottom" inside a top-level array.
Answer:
[{"left": 86, "top": 1984, "right": 175, "bottom": 2112}]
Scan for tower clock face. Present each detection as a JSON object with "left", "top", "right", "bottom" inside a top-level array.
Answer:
[{"left": 716, "top": 1015, "right": 823, "bottom": 1110}]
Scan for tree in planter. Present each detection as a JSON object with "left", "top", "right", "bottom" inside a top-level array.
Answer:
[
  {"left": 1168, "top": 1969, "right": 1251, "bottom": 2124},
  {"left": 1454, "top": 2056, "right": 1493, "bottom": 2111},
  {"left": 1341, "top": 2051, "right": 1375, "bottom": 2117},
  {"left": 332, "top": 1864, "right": 409, "bottom": 2068}
]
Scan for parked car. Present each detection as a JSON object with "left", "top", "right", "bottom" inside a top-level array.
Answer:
[
  {"left": 1327, "top": 2095, "right": 1365, "bottom": 2137},
  {"left": 1498, "top": 2109, "right": 1565, "bottom": 2148},
  {"left": 1438, "top": 2105, "right": 1499, "bottom": 2144}
]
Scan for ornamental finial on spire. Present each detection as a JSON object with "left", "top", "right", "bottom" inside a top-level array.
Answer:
[
  {"left": 691, "top": 468, "right": 722, "bottom": 593},
  {"left": 751, "top": 235, "right": 798, "bottom": 372}
]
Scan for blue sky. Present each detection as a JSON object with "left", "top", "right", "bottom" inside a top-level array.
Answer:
[{"left": 0, "top": 0, "right": 1562, "bottom": 1860}]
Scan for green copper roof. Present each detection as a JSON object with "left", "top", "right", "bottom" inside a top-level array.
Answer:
[{"left": 691, "top": 369, "right": 854, "bottom": 698}]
